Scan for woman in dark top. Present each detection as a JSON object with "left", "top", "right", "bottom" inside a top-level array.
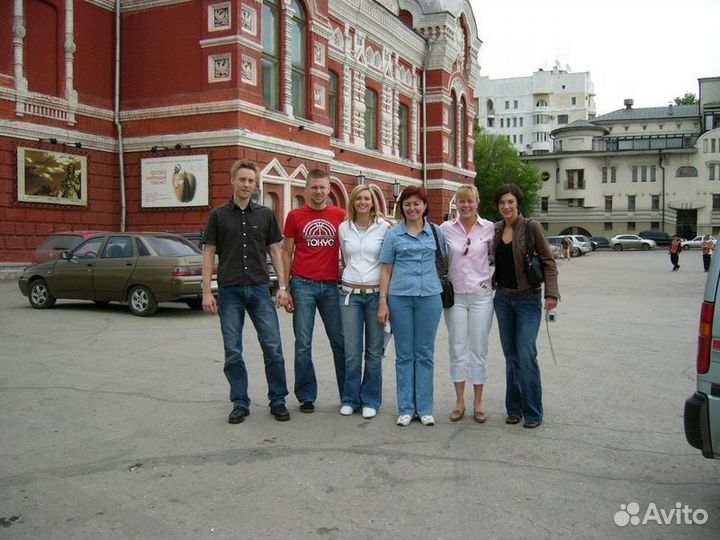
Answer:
[{"left": 492, "top": 184, "right": 559, "bottom": 429}]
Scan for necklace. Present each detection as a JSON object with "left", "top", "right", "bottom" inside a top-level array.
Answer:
[{"left": 355, "top": 221, "right": 371, "bottom": 230}]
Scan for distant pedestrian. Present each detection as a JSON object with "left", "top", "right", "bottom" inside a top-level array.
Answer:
[
  {"left": 702, "top": 235, "right": 714, "bottom": 272},
  {"left": 669, "top": 235, "right": 682, "bottom": 271},
  {"left": 202, "top": 160, "right": 291, "bottom": 425},
  {"left": 562, "top": 236, "right": 572, "bottom": 260}
]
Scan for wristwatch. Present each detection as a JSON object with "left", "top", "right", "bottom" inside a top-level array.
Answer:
[{"left": 279, "top": 286, "right": 287, "bottom": 291}]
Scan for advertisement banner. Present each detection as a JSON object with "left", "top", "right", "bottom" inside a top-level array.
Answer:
[{"left": 141, "top": 155, "right": 209, "bottom": 208}]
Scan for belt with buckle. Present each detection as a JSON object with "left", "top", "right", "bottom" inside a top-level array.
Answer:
[{"left": 341, "top": 284, "right": 380, "bottom": 295}]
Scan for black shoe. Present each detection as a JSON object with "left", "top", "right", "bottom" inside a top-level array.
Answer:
[
  {"left": 228, "top": 406, "right": 249, "bottom": 424},
  {"left": 299, "top": 401, "right": 315, "bottom": 413},
  {"left": 270, "top": 404, "right": 291, "bottom": 421}
]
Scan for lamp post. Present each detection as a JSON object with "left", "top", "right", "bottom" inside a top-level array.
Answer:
[
  {"left": 356, "top": 173, "right": 366, "bottom": 185},
  {"left": 392, "top": 180, "right": 402, "bottom": 217}
]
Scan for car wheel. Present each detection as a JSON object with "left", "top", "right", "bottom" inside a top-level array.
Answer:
[
  {"left": 613, "top": 244, "right": 623, "bottom": 251},
  {"left": 128, "top": 286, "right": 158, "bottom": 317},
  {"left": 641, "top": 243, "right": 650, "bottom": 251},
  {"left": 29, "top": 279, "right": 57, "bottom": 309},
  {"left": 572, "top": 247, "right": 581, "bottom": 257},
  {"left": 683, "top": 245, "right": 690, "bottom": 251},
  {"left": 186, "top": 299, "right": 203, "bottom": 311}
]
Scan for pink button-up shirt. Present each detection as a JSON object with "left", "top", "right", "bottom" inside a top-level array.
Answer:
[{"left": 440, "top": 216, "right": 495, "bottom": 294}]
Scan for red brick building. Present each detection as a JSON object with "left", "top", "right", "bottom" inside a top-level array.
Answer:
[{"left": 0, "top": 0, "right": 481, "bottom": 262}]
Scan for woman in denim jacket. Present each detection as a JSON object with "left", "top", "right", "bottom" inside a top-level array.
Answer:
[
  {"left": 492, "top": 184, "right": 559, "bottom": 429},
  {"left": 378, "top": 186, "right": 445, "bottom": 427}
]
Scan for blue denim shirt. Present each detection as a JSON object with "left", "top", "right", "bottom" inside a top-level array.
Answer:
[{"left": 379, "top": 220, "right": 445, "bottom": 297}]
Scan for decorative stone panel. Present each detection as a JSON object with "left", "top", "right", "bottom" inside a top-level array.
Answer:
[
  {"left": 241, "top": 55, "right": 257, "bottom": 86},
  {"left": 313, "top": 84, "right": 325, "bottom": 110},
  {"left": 209, "top": 2, "right": 232, "bottom": 32},
  {"left": 313, "top": 42, "right": 326, "bottom": 67},
  {"left": 240, "top": 4, "right": 257, "bottom": 36},
  {"left": 209, "top": 53, "right": 232, "bottom": 82}
]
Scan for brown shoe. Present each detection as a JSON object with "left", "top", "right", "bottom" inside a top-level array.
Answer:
[
  {"left": 450, "top": 409, "right": 465, "bottom": 422},
  {"left": 505, "top": 415, "right": 522, "bottom": 425},
  {"left": 473, "top": 411, "right": 487, "bottom": 423}
]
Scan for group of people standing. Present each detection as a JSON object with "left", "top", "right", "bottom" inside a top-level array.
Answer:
[{"left": 202, "top": 159, "right": 560, "bottom": 430}]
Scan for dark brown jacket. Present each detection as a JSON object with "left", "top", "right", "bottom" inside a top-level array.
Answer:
[{"left": 492, "top": 216, "right": 560, "bottom": 299}]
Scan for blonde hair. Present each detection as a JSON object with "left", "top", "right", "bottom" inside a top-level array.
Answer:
[
  {"left": 455, "top": 184, "right": 480, "bottom": 203},
  {"left": 346, "top": 184, "right": 380, "bottom": 223}
]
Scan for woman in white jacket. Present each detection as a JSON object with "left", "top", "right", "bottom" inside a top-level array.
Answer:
[{"left": 338, "top": 185, "right": 390, "bottom": 419}]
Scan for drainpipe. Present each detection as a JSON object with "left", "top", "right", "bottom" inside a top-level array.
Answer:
[
  {"left": 114, "top": 0, "right": 127, "bottom": 231},
  {"left": 658, "top": 150, "right": 665, "bottom": 232},
  {"left": 421, "top": 35, "right": 432, "bottom": 189}
]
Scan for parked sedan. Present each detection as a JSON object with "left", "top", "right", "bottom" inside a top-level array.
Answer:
[
  {"left": 18, "top": 232, "right": 217, "bottom": 316},
  {"left": 682, "top": 236, "right": 716, "bottom": 250},
  {"left": 609, "top": 234, "right": 656, "bottom": 251},
  {"left": 590, "top": 236, "right": 610, "bottom": 249},
  {"left": 32, "top": 231, "right": 108, "bottom": 264}
]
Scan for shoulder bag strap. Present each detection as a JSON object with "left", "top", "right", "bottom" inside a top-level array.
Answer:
[
  {"left": 430, "top": 224, "right": 446, "bottom": 277},
  {"left": 525, "top": 219, "right": 538, "bottom": 256}
]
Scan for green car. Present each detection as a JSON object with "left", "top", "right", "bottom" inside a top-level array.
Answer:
[
  {"left": 684, "top": 252, "right": 720, "bottom": 459},
  {"left": 18, "top": 232, "right": 217, "bottom": 317}
]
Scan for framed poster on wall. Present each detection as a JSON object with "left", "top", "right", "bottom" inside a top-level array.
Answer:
[
  {"left": 141, "top": 155, "right": 209, "bottom": 208},
  {"left": 17, "top": 147, "right": 88, "bottom": 206}
]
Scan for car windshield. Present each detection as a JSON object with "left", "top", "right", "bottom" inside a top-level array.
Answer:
[{"left": 144, "top": 235, "right": 201, "bottom": 256}]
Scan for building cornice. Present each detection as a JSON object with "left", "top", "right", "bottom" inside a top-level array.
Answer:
[{"left": 119, "top": 99, "right": 333, "bottom": 137}]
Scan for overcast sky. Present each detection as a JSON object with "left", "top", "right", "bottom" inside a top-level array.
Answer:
[{"left": 470, "top": 0, "right": 720, "bottom": 114}]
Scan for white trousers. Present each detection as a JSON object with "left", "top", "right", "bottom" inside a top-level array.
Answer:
[{"left": 443, "top": 288, "right": 494, "bottom": 385}]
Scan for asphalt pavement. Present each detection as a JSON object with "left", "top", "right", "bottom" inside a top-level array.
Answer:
[{"left": 1, "top": 249, "right": 719, "bottom": 540}]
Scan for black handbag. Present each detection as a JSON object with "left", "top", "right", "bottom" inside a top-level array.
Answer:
[
  {"left": 524, "top": 220, "right": 545, "bottom": 288},
  {"left": 430, "top": 224, "right": 454, "bottom": 308}
]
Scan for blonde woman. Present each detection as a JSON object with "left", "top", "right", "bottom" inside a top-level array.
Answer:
[
  {"left": 440, "top": 185, "right": 495, "bottom": 423},
  {"left": 338, "top": 185, "right": 390, "bottom": 418}
]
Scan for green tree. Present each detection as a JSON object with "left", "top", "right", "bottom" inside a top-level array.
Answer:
[
  {"left": 673, "top": 93, "right": 698, "bottom": 105},
  {"left": 473, "top": 128, "right": 542, "bottom": 221}
]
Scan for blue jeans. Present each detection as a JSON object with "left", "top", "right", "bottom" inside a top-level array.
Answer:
[
  {"left": 218, "top": 285, "right": 288, "bottom": 408},
  {"left": 340, "top": 291, "right": 384, "bottom": 410},
  {"left": 291, "top": 277, "right": 345, "bottom": 403},
  {"left": 493, "top": 290, "right": 543, "bottom": 423},
  {"left": 388, "top": 294, "right": 443, "bottom": 416}
]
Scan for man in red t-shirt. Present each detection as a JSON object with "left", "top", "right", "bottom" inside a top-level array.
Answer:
[{"left": 282, "top": 170, "right": 346, "bottom": 412}]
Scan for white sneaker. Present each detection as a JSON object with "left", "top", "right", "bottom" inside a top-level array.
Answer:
[
  {"left": 420, "top": 415, "right": 435, "bottom": 426},
  {"left": 362, "top": 407, "right": 377, "bottom": 419},
  {"left": 396, "top": 414, "right": 412, "bottom": 426},
  {"left": 339, "top": 405, "right": 354, "bottom": 416}
]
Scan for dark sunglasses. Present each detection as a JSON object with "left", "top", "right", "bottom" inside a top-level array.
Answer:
[{"left": 462, "top": 238, "right": 471, "bottom": 255}]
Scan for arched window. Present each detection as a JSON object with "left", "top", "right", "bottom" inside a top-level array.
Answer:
[
  {"left": 26, "top": 0, "right": 61, "bottom": 96},
  {"left": 487, "top": 99, "right": 494, "bottom": 111},
  {"left": 263, "top": 192, "right": 278, "bottom": 218},
  {"left": 449, "top": 93, "right": 457, "bottom": 166},
  {"left": 459, "top": 96, "right": 467, "bottom": 167},
  {"left": 293, "top": 195, "right": 305, "bottom": 209},
  {"left": 398, "top": 102, "right": 409, "bottom": 159},
  {"left": 262, "top": 0, "right": 280, "bottom": 110},
  {"left": 677, "top": 166, "right": 699, "bottom": 177},
  {"left": 365, "top": 87, "right": 378, "bottom": 150},
  {"left": 290, "top": 0, "right": 307, "bottom": 118},
  {"left": 329, "top": 71, "right": 339, "bottom": 138}
]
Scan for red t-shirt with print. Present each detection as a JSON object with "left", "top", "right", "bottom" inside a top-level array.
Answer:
[{"left": 284, "top": 205, "right": 346, "bottom": 281}]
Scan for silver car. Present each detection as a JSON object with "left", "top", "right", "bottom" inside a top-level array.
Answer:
[
  {"left": 684, "top": 252, "right": 720, "bottom": 459},
  {"left": 609, "top": 234, "right": 656, "bottom": 251}
]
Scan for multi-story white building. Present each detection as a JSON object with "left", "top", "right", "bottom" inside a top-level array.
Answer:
[
  {"left": 525, "top": 77, "right": 720, "bottom": 239},
  {"left": 476, "top": 66, "right": 596, "bottom": 155}
]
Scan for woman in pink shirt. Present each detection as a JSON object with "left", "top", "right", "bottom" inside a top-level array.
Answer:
[{"left": 440, "top": 185, "right": 495, "bottom": 423}]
